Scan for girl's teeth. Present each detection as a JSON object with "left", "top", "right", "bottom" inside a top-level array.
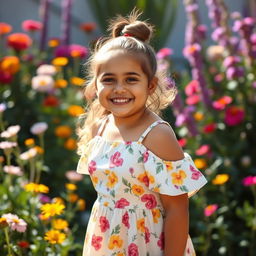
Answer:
[{"left": 112, "top": 99, "right": 130, "bottom": 103}]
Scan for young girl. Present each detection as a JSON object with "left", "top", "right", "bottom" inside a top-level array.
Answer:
[{"left": 76, "top": 11, "right": 207, "bottom": 256}]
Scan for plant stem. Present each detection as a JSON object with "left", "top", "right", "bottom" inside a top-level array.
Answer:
[{"left": 4, "top": 227, "right": 12, "bottom": 256}]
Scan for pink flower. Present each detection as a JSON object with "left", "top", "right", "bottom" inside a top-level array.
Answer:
[
  {"left": 54, "top": 44, "right": 88, "bottom": 58},
  {"left": 2, "top": 213, "right": 27, "bottom": 232},
  {"left": 157, "top": 232, "right": 165, "bottom": 250},
  {"left": 144, "top": 227, "right": 150, "bottom": 243},
  {"left": 129, "top": 168, "right": 134, "bottom": 175},
  {"left": 196, "top": 144, "right": 210, "bottom": 156},
  {"left": 65, "top": 170, "right": 83, "bottom": 182},
  {"left": 115, "top": 198, "right": 130, "bottom": 209},
  {"left": 122, "top": 211, "right": 130, "bottom": 228},
  {"left": 91, "top": 234, "right": 103, "bottom": 251},
  {"left": 212, "top": 96, "right": 232, "bottom": 110},
  {"left": 185, "top": 80, "right": 200, "bottom": 96},
  {"left": 128, "top": 243, "right": 139, "bottom": 256},
  {"left": 36, "top": 64, "right": 57, "bottom": 76},
  {"left": 204, "top": 204, "right": 218, "bottom": 217},
  {"left": 242, "top": 176, "right": 256, "bottom": 186},
  {"left": 186, "top": 94, "right": 200, "bottom": 105},
  {"left": 224, "top": 106, "right": 245, "bottom": 126},
  {"left": 3, "top": 165, "right": 23, "bottom": 176},
  {"left": 143, "top": 151, "right": 149, "bottom": 163},
  {"left": 156, "top": 48, "right": 173, "bottom": 59},
  {"left": 31, "top": 75, "right": 55, "bottom": 92},
  {"left": 110, "top": 151, "right": 123, "bottom": 168},
  {"left": 1, "top": 125, "right": 20, "bottom": 138},
  {"left": 88, "top": 160, "right": 96, "bottom": 175},
  {"left": 22, "top": 20, "right": 43, "bottom": 32},
  {"left": 0, "top": 103, "right": 7, "bottom": 113},
  {"left": 99, "top": 216, "right": 110, "bottom": 232},
  {"left": 0, "top": 141, "right": 17, "bottom": 149},
  {"left": 30, "top": 122, "right": 48, "bottom": 135},
  {"left": 178, "top": 138, "right": 187, "bottom": 147},
  {"left": 223, "top": 56, "right": 241, "bottom": 68},
  {"left": 141, "top": 194, "right": 157, "bottom": 209}
]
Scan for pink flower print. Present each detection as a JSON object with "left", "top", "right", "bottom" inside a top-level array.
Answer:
[
  {"left": 115, "top": 198, "right": 130, "bottom": 209},
  {"left": 157, "top": 232, "right": 165, "bottom": 250},
  {"left": 110, "top": 151, "right": 123, "bottom": 168},
  {"left": 144, "top": 227, "right": 150, "bottom": 243},
  {"left": 88, "top": 160, "right": 96, "bottom": 175},
  {"left": 122, "top": 211, "right": 130, "bottom": 228},
  {"left": 190, "top": 165, "right": 202, "bottom": 180},
  {"left": 125, "top": 141, "right": 132, "bottom": 145},
  {"left": 141, "top": 194, "right": 157, "bottom": 209},
  {"left": 129, "top": 168, "right": 134, "bottom": 175},
  {"left": 99, "top": 216, "right": 110, "bottom": 232},
  {"left": 143, "top": 151, "right": 149, "bottom": 163},
  {"left": 128, "top": 243, "right": 139, "bottom": 256},
  {"left": 91, "top": 234, "right": 103, "bottom": 251}
]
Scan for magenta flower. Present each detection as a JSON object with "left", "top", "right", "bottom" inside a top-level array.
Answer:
[
  {"left": 22, "top": 20, "right": 43, "bottom": 32},
  {"left": 185, "top": 80, "right": 200, "bottom": 96},
  {"left": 204, "top": 204, "right": 218, "bottom": 217},
  {"left": 196, "top": 145, "right": 211, "bottom": 156},
  {"left": 226, "top": 66, "right": 244, "bottom": 80},
  {"left": 91, "top": 234, "right": 103, "bottom": 251},
  {"left": 157, "top": 232, "right": 165, "bottom": 250},
  {"left": 242, "top": 176, "right": 256, "bottom": 186},
  {"left": 88, "top": 160, "right": 96, "bottom": 175},
  {"left": 186, "top": 94, "right": 200, "bottom": 105},
  {"left": 224, "top": 106, "right": 245, "bottom": 126},
  {"left": 109, "top": 151, "right": 123, "bottom": 168},
  {"left": 54, "top": 44, "right": 88, "bottom": 58},
  {"left": 128, "top": 243, "right": 139, "bottom": 256},
  {"left": 156, "top": 48, "right": 173, "bottom": 59},
  {"left": 223, "top": 56, "right": 241, "bottom": 68},
  {"left": 122, "top": 211, "right": 130, "bottom": 228}
]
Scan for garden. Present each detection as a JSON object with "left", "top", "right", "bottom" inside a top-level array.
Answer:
[{"left": 0, "top": 0, "right": 256, "bottom": 255}]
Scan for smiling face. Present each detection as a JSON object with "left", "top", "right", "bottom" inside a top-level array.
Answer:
[{"left": 95, "top": 50, "right": 156, "bottom": 119}]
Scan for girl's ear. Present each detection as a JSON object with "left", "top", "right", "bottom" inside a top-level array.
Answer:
[{"left": 148, "top": 76, "right": 158, "bottom": 95}]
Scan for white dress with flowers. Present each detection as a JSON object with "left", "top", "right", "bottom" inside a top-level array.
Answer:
[{"left": 77, "top": 120, "right": 207, "bottom": 256}]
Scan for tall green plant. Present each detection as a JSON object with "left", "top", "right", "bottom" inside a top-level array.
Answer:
[{"left": 87, "top": 0, "right": 178, "bottom": 50}]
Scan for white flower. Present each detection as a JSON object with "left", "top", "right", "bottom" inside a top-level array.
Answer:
[
  {"left": 0, "top": 141, "right": 17, "bottom": 149},
  {"left": 30, "top": 122, "right": 48, "bottom": 135},
  {"left": 20, "top": 148, "right": 37, "bottom": 160},
  {"left": 31, "top": 75, "right": 54, "bottom": 92},
  {"left": 0, "top": 103, "right": 7, "bottom": 113},
  {"left": 37, "top": 64, "right": 57, "bottom": 76},
  {"left": 65, "top": 170, "right": 83, "bottom": 182},
  {"left": 3, "top": 165, "right": 23, "bottom": 176},
  {"left": 1, "top": 125, "right": 21, "bottom": 138}
]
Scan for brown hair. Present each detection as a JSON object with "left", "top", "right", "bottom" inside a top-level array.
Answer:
[{"left": 76, "top": 10, "right": 177, "bottom": 154}]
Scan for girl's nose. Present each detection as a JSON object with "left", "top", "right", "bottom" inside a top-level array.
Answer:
[{"left": 113, "top": 82, "right": 126, "bottom": 93}]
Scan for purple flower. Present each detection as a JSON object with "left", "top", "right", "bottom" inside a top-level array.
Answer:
[
  {"left": 226, "top": 66, "right": 244, "bottom": 80},
  {"left": 211, "top": 27, "right": 226, "bottom": 42},
  {"left": 223, "top": 56, "right": 241, "bottom": 68},
  {"left": 185, "top": 3, "right": 198, "bottom": 13}
]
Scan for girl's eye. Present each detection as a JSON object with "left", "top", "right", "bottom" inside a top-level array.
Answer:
[
  {"left": 102, "top": 78, "right": 114, "bottom": 83},
  {"left": 126, "top": 77, "right": 139, "bottom": 83}
]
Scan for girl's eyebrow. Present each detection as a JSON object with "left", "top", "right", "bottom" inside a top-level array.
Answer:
[{"left": 101, "top": 72, "right": 141, "bottom": 77}]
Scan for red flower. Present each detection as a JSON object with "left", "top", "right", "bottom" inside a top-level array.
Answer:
[
  {"left": 157, "top": 232, "right": 165, "bottom": 250},
  {"left": 143, "top": 151, "right": 149, "bottom": 163},
  {"left": 22, "top": 20, "right": 43, "bottom": 32},
  {"left": 91, "top": 234, "right": 103, "bottom": 251},
  {"left": 122, "top": 211, "right": 130, "bottom": 228},
  {"left": 0, "top": 70, "right": 13, "bottom": 84},
  {"left": 43, "top": 95, "right": 59, "bottom": 107},
  {"left": 224, "top": 106, "right": 245, "bottom": 126},
  {"left": 178, "top": 138, "right": 187, "bottom": 147},
  {"left": 99, "top": 216, "right": 110, "bottom": 232},
  {"left": 128, "top": 243, "right": 139, "bottom": 256},
  {"left": 110, "top": 151, "right": 123, "bottom": 168},
  {"left": 203, "top": 123, "right": 216, "bottom": 133},
  {"left": 7, "top": 33, "right": 32, "bottom": 51},
  {"left": 88, "top": 160, "right": 96, "bottom": 175},
  {"left": 115, "top": 198, "right": 130, "bottom": 209},
  {"left": 17, "top": 240, "right": 30, "bottom": 248},
  {"left": 144, "top": 227, "right": 150, "bottom": 243},
  {"left": 80, "top": 22, "right": 96, "bottom": 33},
  {"left": 141, "top": 194, "right": 157, "bottom": 209}
]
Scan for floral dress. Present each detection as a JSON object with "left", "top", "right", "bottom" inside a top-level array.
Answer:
[{"left": 77, "top": 120, "right": 207, "bottom": 256}]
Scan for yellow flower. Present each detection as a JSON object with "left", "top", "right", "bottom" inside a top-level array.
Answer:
[
  {"left": 24, "top": 138, "right": 35, "bottom": 146},
  {"left": 52, "top": 219, "right": 68, "bottom": 230},
  {"left": 68, "top": 193, "right": 79, "bottom": 203},
  {"left": 48, "top": 38, "right": 60, "bottom": 48},
  {"left": 108, "top": 235, "right": 123, "bottom": 250},
  {"left": 111, "top": 142, "right": 120, "bottom": 148},
  {"left": 52, "top": 57, "right": 68, "bottom": 66},
  {"left": 194, "top": 158, "right": 208, "bottom": 169},
  {"left": 65, "top": 183, "right": 77, "bottom": 191},
  {"left": 153, "top": 186, "right": 160, "bottom": 193},
  {"left": 104, "top": 169, "right": 110, "bottom": 175},
  {"left": 193, "top": 112, "right": 204, "bottom": 121},
  {"left": 55, "top": 125, "right": 72, "bottom": 138},
  {"left": 55, "top": 79, "right": 68, "bottom": 88},
  {"left": 137, "top": 172, "right": 155, "bottom": 185},
  {"left": 103, "top": 202, "right": 109, "bottom": 207},
  {"left": 0, "top": 217, "right": 8, "bottom": 228},
  {"left": 212, "top": 174, "right": 229, "bottom": 185},
  {"left": 77, "top": 199, "right": 86, "bottom": 211},
  {"left": 34, "top": 146, "right": 44, "bottom": 154},
  {"left": 151, "top": 208, "right": 161, "bottom": 223},
  {"left": 131, "top": 184, "right": 145, "bottom": 196},
  {"left": 106, "top": 172, "right": 118, "bottom": 188},
  {"left": 41, "top": 203, "right": 65, "bottom": 217},
  {"left": 171, "top": 170, "right": 187, "bottom": 186},
  {"left": 91, "top": 176, "right": 99, "bottom": 186},
  {"left": 64, "top": 138, "right": 77, "bottom": 150},
  {"left": 44, "top": 229, "right": 66, "bottom": 244},
  {"left": 163, "top": 161, "right": 173, "bottom": 171},
  {"left": 52, "top": 197, "right": 64, "bottom": 204},
  {"left": 67, "top": 105, "right": 84, "bottom": 117},
  {"left": 70, "top": 76, "right": 85, "bottom": 86},
  {"left": 24, "top": 183, "right": 49, "bottom": 193},
  {"left": 137, "top": 218, "right": 145, "bottom": 232},
  {"left": 0, "top": 56, "right": 20, "bottom": 74},
  {"left": 116, "top": 253, "right": 125, "bottom": 256}
]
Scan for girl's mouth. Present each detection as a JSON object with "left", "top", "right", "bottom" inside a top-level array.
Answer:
[{"left": 110, "top": 98, "right": 133, "bottom": 104}]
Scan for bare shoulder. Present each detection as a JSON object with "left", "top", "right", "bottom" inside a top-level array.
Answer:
[
  {"left": 143, "top": 122, "right": 184, "bottom": 161},
  {"left": 91, "top": 119, "right": 103, "bottom": 138}
]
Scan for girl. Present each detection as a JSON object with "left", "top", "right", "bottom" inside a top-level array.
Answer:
[{"left": 76, "top": 10, "right": 207, "bottom": 256}]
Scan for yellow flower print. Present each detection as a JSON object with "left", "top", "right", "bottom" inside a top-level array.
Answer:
[
  {"left": 171, "top": 170, "right": 187, "bottom": 185},
  {"left": 153, "top": 186, "right": 160, "bottom": 193},
  {"left": 91, "top": 176, "right": 99, "bottom": 186},
  {"left": 137, "top": 171, "right": 155, "bottom": 187},
  {"left": 104, "top": 202, "right": 109, "bottom": 207},
  {"left": 111, "top": 142, "right": 120, "bottom": 148},
  {"left": 106, "top": 172, "right": 118, "bottom": 188},
  {"left": 104, "top": 169, "right": 110, "bottom": 175},
  {"left": 137, "top": 218, "right": 145, "bottom": 232},
  {"left": 131, "top": 184, "right": 145, "bottom": 196},
  {"left": 151, "top": 208, "right": 161, "bottom": 223},
  {"left": 163, "top": 161, "right": 174, "bottom": 171},
  {"left": 108, "top": 235, "right": 123, "bottom": 249},
  {"left": 116, "top": 253, "right": 125, "bottom": 256}
]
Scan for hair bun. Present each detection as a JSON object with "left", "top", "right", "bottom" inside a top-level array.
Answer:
[{"left": 109, "top": 10, "right": 153, "bottom": 43}]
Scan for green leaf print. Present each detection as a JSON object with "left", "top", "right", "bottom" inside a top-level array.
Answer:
[
  {"left": 122, "top": 177, "right": 131, "bottom": 188},
  {"left": 110, "top": 190, "right": 115, "bottom": 198},
  {"left": 128, "top": 208, "right": 136, "bottom": 214},
  {"left": 128, "top": 147, "right": 134, "bottom": 154},
  {"left": 156, "top": 162, "right": 164, "bottom": 174},
  {"left": 124, "top": 188, "right": 130, "bottom": 193},
  {"left": 180, "top": 185, "right": 189, "bottom": 192},
  {"left": 137, "top": 155, "right": 143, "bottom": 163},
  {"left": 111, "top": 224, "right": 121, "bottom": 235},
  {"left": 132, "top": 234, "right": 137, "bottom": 242}
]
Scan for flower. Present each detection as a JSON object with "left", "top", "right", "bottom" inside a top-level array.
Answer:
[
  {"left": 206, "top": 45, "right": 225, "bottom": 60},
  {"left": 171, "top": 170, "right": 187, "bottom": 185},
  {"left": 40, "top": 203, "right": 65, "bottom": 217},
  {"left": 0, "top": 22, "right": 12, "bottom": 35},
  {"left": 0, "top": 103, "right": 7, "bottom": 112},
  {"left": 196, "top": 144, "right": 211, "bottom": 156},
  {"left": 141, "top": 194, "right": 157, "bottom": 209},
  {"left": 70, "top": 76, "right": 85, "bottom": 86},
  {"left": 156, "top": 48, "right": 173, "bottom": 59},
  {"left": 55, "top": 79, "right": 68, "bottom": 88},
  {"left": 67, "top": 105, "right": 84, "bottom": 116},
  {"left": 115, "top": 198, "right": 130, "bottom": 209},
  {"left": 31, "top": 75, "right": 55, "bottom": 92},
  {"left": 0, "top": 217, "right": 8, "bottom": 228},
  {"left": 106, "top": 172, "right": 118, "bottom": 188},
  {"left": 99, "top": 216, "right": 110, "bottom": 232},
  {"left": 52, "top": 219, "right": 68, "bottom": 230},
  {"left": 64, "top": 138, "right": 77, "bottom": 150},
  {"left": 212, "top": 96, "right": 232, "bottom": 110},
  {"left": 65, "top": 183, "right": 77, "bottom": 191},
  {"left": 0, "top": 141, "right": 17, "bottom": 149},
  {"left": 22, "top": 20, "right": 43, "bottom": 32},
  {"left": 52, "top": 57, "right": 68, "bottom": 66},
  {"left": 65, "top": 170, "right": 83, "bottom": 182},
  {"left": 226, "top": 66, "right": 244, "bottom": 80},
  {"left": 128, "top": 242, "right": 139, "bottom": 256},
  {"left": 7, "top": 33, "right": 32, "bottom": 51},
  {"left": 108, "top": 235, "right": 123, "bottom": 250},
  {"left": 204, "top": 204, "right": 218, "bottom": 217},
  {"left": 109, "top": 151, "right": 123, "bottom": 167},
  {"left": 0, "top": 70, "right": 13, "bottom": 84},
  {"left": 224, "top": 106, "right": 245, "bottom": 126},
  {"left": 17, "top": 241, "right": 30, "bottom": 248},
  {"left": 69, "top": 44, "right": 88, "bottom": 58},
  {"left": 77, "top": 199, "right": 86, "bottom": 211},
  {"left": 92, "top": 234, "right": 103, "bottom": 250},
  {"left": 131, "top": 184, "right": 145, "bottom": 196},
  {"left": 2, "top": 213, "right": 27, "bottom": 232},
  {"left": 44, "top": 230, "right": 66, "bottom": 244},
  {"left": 30, "top": 122, "right": 48, "bottom": 135},
  {"left": 186, "top": 94, "right": 201, "bottom": 105},
  {"left": 0, "top": 56, "right": 20, "bottom": 74},
  {"left": 48, "top": 38, "right": 60, "bottom": 48},
  {"left": 19, "top": 148, "right": 37, "bottom": 160},
  {"left": 137, "top": 218, "right": 146, "bottom": 232},
  {"left": 43, "top": 95, "right": 59, "bottom": 107},
  {"left": 194, "top": 158, "right": 207, "bottom": 169},
  {"left": 212, "top": 174, "right": 230, "bottom": 185},
  {"left": 203, "top": 123, "right": 217, "bottom": 133},
  {"left": 36, "top": 64, "right": 57, "bottom": 76},
  {"left": 183, "top": 43, "right": 201, "bottom": 58},
  {"left": 185, "top": 80, "right": 200, "bottom": 96},
  {"left": 1, "top": 125, "right": 20, "bottom": 138},
  {"left": 122, "top": 211, "right": 130, "bottom": 228},
  {"left": 24, "top": 183, "right": 49, "bottom": 193},
  {"left": 55, "top": 125, "right": 72, "bottom": 138},
  {"left": 3, "top": 165, "right": 23, "bottom": 176},
  {"left": 242, "top": 176, "right": 256, "bottom": 186},
  {"left": 80, "top": 22, "right": 96, "bottom": 32}
]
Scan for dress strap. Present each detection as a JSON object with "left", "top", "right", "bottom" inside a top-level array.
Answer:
[
  {"left": 138, "top": 120, "right": 170, "bottom": 143},
  {"left": 96, "top": 115, "right": 109, "bottom": 136}
]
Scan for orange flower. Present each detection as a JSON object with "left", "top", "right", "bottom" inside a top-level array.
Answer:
[
  {"left": 108, "top": 235, "right": 123, "bottom": 250},
  {"left": 106, "top": 172, "right": 118, "bottom": 188},
  {"left": 151, "top": 208, "right": 161, "bottom": 223},
  {"left": 34, "top": 146, "right": 44, "bottom": 154},
  {"left": 52, "top": 57, "right": 68, "bottom": 66},
  {"left": 68, "top": 193, "right": 79, "bottom": 203},
  {"left": 0, "top": 56, "right": 20, "bottom": 74},
  {"left": 64, "top": 138, "right": 77, "bottom": 150},
  {"left": 0, "top": 22, "right": 12, "bottom": 35},
  {"left": 7, "top": 33, "right": 32, "bottom": 51},
  {"left": 77, "top": 199, "right": 86, "bottom": 211},
  {"left": 137, "top": 218, "right": 145, "bottom": 232},
  {"left": 70, "top": 76, "right": 85, "bottom": 86},
  {"left": 80, "top": 22, "right": 96, "bottom": 32},
  {"left": 24, "top": 138, "right": 35, "bottom": 146},
  {"left": 171, "top": 170, "right": 187, "bottom": 186},
  {"left": 65, "top": 183, "right": 77, "bottom": 191},
  {"left": 55, "top": 126, "right": 72, "bottom": 138},
  {"left": 212, "top": 174, "right": 229, "bottom": 185},
  {"left": 48, "top": 38, "right": 60, "bottom": 48},
  {"left": 194, "top": 159, "right": 207, "bottom": 169},
  {"left": 55, "top": 79, "right": 68, "bottom": 88},
  {"left": 67, "top": 105, "right": 84, "bottom": 117},
  {"left": 131, "top": 184, "right": 145, "bottom": 196},
  {"left": 193, "top": 112, "right": 204, "bottom": 121}
]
